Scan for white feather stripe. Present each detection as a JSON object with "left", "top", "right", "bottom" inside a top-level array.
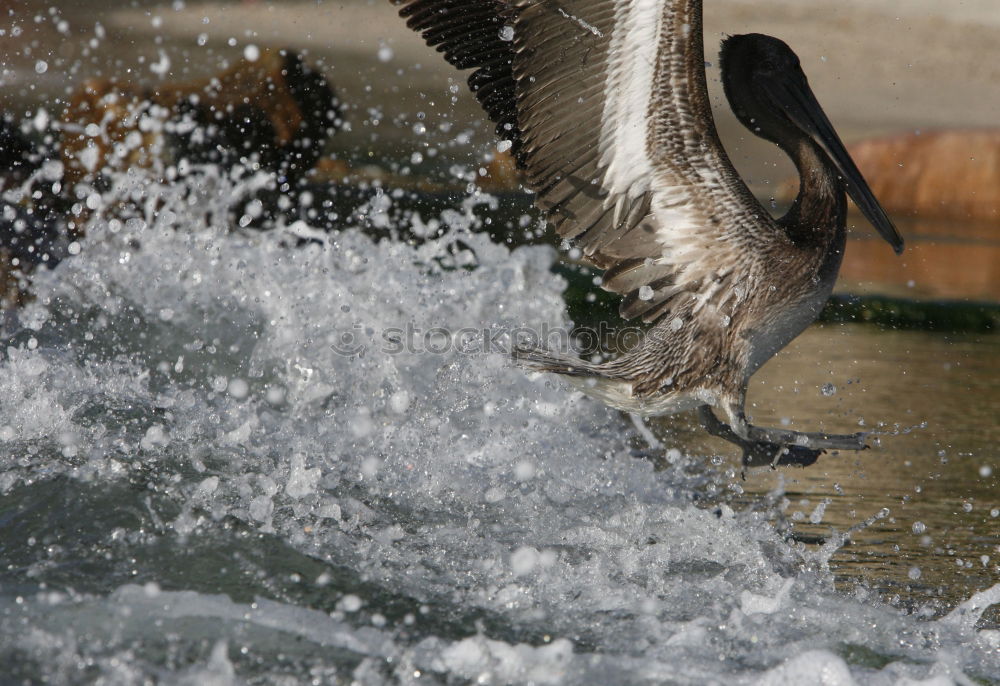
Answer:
[
  {"left": 693, "top": 280, "right": 722, "bottom": 311},
  {"left": 598, "top": 0, "right": 664, "bottom": 201},
  {"left": 611, "top": 195, "right": 628, "bottom": 228},
  {"left": 649, "top": 190, "right": 722, "bottom": 287},
  {"left": 651, "top": 197, "right": 703, "bottom": 242}
]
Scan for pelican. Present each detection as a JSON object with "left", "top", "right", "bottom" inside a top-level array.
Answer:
[{"left": 392, "top": 0, "right": 904, "bottom": 467}]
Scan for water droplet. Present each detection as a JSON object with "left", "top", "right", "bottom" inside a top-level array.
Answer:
[
  {"left": 912, "top": 521, "right": 926, "bottom": 535},
  {"left": 389, "top": 391, "right": 410, "bottom": 414},
  {"left": 510, "top": 546, "right": 539, "bottom": 576},
  {"left": 227, "top": 378, "right": 250, "bottom": 400},
  {"left": 338, "top": 594, "right": 362, "bottom": 612},
  {"left": 820, "top": 383, "right": 836, "bottom": 397},
  {"left": 514, "top": 460, "right": 536, "bottom": 481},
  {"left": 34, "top": 60, "right": 48, "bottom": 74}
]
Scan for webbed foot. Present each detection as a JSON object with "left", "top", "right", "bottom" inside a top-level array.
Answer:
[
  {"left": 744, "top": 426, "right": 868, "bottom": 452},
  {"left": 740, "top": 441, "right": 824, "bottom": 469},
  {"left": 698, "top": 405, "right": 864, "bottom": 475}
]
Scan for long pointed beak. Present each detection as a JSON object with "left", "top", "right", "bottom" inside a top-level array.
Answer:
[{"left": 765, "top": 76, "right": 905, "bottom": 255}]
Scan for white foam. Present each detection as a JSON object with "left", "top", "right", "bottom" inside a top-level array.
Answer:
[
  {"left": 0, "top": 165, "right": 997, "bottom": 683},
  {"left": 756, "top": 650, "right": 856, "bottom": 686}
]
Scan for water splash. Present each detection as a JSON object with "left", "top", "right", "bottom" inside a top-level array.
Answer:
[{"left": 1, "top": 166, "right": 998, "bottom": 683}]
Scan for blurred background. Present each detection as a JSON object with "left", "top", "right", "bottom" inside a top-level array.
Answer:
[{"left": 6, "top": 0, "right": 1000, "bottom": 297}]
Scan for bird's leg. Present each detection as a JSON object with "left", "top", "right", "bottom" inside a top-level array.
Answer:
[
  {"left": 698, "top": 405, "right": 825, "bottom": 471},
  {"left": 629, "top": 413, "right": 663, "bottom": 450},
  {"left": 716, "top": 397, "right": 868, "bottom": 452},
  {"left": 698, "top": 404, "right": 746, "bottom": 445}
]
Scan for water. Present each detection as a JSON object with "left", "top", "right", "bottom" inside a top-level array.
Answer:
[
  {"left": 0, "top": 159, "right": 998, "bottom": 683},
  {"left": 2, "top": 2, "right": 999, "bottom": 683},
  {"left": 658, "top": 326, "right": 1000, "bottom": 613}
]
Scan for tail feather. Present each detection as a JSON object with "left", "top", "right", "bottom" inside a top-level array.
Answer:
[
  {"left": 513, "top": 344, "right": 651, "bottom": 414},
  {"left": 512, "top": 345, "right": 601, "bottom": 377}
]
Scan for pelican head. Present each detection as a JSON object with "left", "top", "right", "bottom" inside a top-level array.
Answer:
[{"left": 720, "top": 33, "right": 904, "bottom": 255}]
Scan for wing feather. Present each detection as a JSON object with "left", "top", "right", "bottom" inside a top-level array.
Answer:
[
  {"left": 395, "top": 0, "right": 524, "bottom": 157},
  {"left": 392, "top": 0, "right": 784, "bottom": 324}
]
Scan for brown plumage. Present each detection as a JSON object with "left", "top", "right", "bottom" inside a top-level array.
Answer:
[{"left": 392, "top": 0, "right": 904, "bottom": 468}]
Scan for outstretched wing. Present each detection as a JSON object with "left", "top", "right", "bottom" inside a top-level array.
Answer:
[
  {"left": 393, "top": 0, "right": 785, "bottom": 324},
  {"left": 396, "top": 0, "right": 524, "bottom": 158}
]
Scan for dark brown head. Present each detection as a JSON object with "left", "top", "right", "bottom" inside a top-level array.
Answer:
[{"left": 720, "top": 34, "right": 903, "bottom": 254}]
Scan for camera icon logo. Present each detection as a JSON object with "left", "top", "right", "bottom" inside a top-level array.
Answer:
[{"left": 330, "top": 324, "right": 367, "bottom": 356}]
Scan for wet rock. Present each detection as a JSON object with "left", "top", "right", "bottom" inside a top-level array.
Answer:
[
  {"left": 60, "top": 48, "right": 341, "bottom": 194},
  {"left": 0, "top": 48, "right": 341, "bottom": 307},
  {"left": 846, "top": 129, "right": 1000, "bottom": 221}
]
